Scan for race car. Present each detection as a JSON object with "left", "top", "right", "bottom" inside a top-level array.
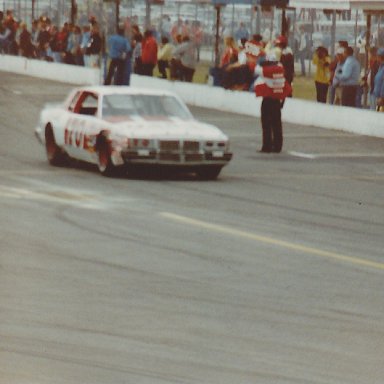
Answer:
[{"left": 35, "top": 86, "right": 232, "bottom": 179}]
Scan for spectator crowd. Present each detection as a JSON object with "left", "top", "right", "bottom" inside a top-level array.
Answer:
[
  {"left": 1, "top": 7, "right": 384, "bottom": 111},
  {"left": 215, "top": 23, "right": 384, "bottom": 111},
  {"left": 0, "top": 9, "right": 203, "bottom": 83}
]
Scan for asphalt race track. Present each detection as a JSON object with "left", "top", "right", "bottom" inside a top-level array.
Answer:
[{"left": 1, "top": 72, "right": 384, "bottom": 384}]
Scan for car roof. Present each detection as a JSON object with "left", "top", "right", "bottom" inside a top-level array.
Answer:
[{"left": 77, "top": 86, "right": 178, "bottom": 97}]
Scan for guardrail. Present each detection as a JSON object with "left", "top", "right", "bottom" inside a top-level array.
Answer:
[{"left": 1, "top": 54, "right": 383, "bottom": 138}]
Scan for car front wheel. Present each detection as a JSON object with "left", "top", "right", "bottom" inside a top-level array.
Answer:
[{"left": 97, "top": 136, "right": 122, "bottom": 177}]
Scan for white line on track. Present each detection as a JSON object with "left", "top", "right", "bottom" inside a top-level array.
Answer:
[
  {"left": 288, "top": 151, "right": 384, "bottom": 159},
  {"left": 160, "top": 212, "right": 384, "bottom": 272},
  {"left": 0, "top": 184, "right": 104, "bottom": 210},
  {"left": 288, "top": 151, "right": 318, "bottom": 159}
]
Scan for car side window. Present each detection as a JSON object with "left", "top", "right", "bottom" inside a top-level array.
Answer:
[
  {"left": 68, "top": 91, "right": 81, "bottom": 112},
  {"left": 73, "top": 92, "right": 98, "bottom": 116}
]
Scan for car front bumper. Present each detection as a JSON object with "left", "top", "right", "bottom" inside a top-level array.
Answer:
[{"left": 119, "top": 148, "right": 233, "bottom": 167}]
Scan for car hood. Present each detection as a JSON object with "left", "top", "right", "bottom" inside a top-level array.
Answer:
[{"left": 105, "top": 117, "right": 228, "bottom": 141}]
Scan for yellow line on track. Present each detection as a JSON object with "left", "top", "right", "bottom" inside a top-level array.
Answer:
[{"left": 160, "top": 212, "right": 384, "bottom": 272}]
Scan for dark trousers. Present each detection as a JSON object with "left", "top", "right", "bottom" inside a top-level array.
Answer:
[
  {"left": 170, "top": 59, "right": 194, "bottom": 82},
  {"left": 261, "top": 98, "right": 283, "bottom": 153},
  {"left": 341, "top": 85, "right": 358, "bottom": 107},
  {"left": 157, "top": 59, "right": 169, "bottom": 78},
  {"left": 315, "top": 81, "right": 329, "bottom": 103},
  {"left": 180, "top": 65, "right": 195, "bottom": 82},
  {"left": 104, "top": 58, "right": 125, "bottom": 85},
  {"left": 141, "top": 63, "right": 155, "bottom": 77}
]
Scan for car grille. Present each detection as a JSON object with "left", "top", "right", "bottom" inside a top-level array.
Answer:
[
  {"left": 154, "top": 140, "right": 211, "bottom": 163},
  {"left": 160, "top": 140, "right": 179, "bottom": 151},
  {"left": 183, "top": 141, "right": 200, "bottom": 152}
]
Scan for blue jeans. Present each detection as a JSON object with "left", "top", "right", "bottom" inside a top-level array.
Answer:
[
  {"left": 329, "top": 85, "right": 336, "bottom": 105},
  {"left": 370, "top": 93, "right": 377, "bottom": 110},
  {"left": 299, "top": 49, "right": 306, "bottom": 75}
]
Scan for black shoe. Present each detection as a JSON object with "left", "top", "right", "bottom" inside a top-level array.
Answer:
[{"left": 259, "top": 148, "right": 271, "bottom": 153}]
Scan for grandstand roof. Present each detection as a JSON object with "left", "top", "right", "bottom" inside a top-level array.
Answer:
[
  {"left": 290, "top": 0, "right": 384, "bottom": 11},
  {"left": 350, "top": 0, "right": 384, "bottom": 10},
  {"left": 289, "top": 0, "right": 350, "bottom": 9}
]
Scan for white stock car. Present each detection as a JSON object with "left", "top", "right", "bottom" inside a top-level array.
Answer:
[{"left": 35, "top": 86, "right": 232, "bottom": 179}]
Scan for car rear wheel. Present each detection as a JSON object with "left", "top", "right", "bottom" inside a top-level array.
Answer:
[
  {"left": 45, "top": 125, "right": 67, "bottom": 166},
  {"left": 196, "top": 166, "right": 222, "bottom": 180}
]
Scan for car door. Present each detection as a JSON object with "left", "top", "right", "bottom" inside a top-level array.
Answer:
[{"left": 64, "top": 91, "right": 102, "bottom": 162}]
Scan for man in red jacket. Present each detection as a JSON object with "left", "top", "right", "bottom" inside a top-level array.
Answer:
[
  {"left": 141, "top": 29, "right": 158, "bottom": 76},
  {"left": 254, "top": 53, "right": 292, "bottom": 153}
]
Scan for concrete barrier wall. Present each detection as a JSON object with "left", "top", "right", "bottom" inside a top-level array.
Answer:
[
  {"left": 1, "top": 54, "right": 383, "bottom": 138},
  {"left": 0, "top": 55, "right": 101, "bottom": 85}
]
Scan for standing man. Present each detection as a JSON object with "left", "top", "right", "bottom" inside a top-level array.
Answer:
[
  {"left": 297, "top": 25, "right": 309, "bottom": 76},
  {"left": 329, "top": 47, "right": 346, "bottom": 104},
  {"left": 191, "top": 20, "right": 203, "bottom": 61},
  {"left": 18, "top": 22, "right": 35, "bottom": 58},
  {"left": 373, "top": 48, "right": 384, "bottom": 111},
  {"left": 85, "top": 23, "right": 102, "bottom": 68},
  {"left": 367, "top": 47, "right": 381, "bottom": 110},
  {"left": 274, "top": 35, "right": 294, "bottom": 96},
  {"left": 104, "top": 26, "right": 131, "bottom": 85},
  {"left": 157, "top": 36, "right": 173, "bottom": 79},
  {"left": 171, "top": 35, "right": 197, "bottom": 82},
  {"left": 254, "top": 53, "right": 292, "bottom": 153},
  {"left": 141, "top": 29, "right": 158, "bottom": 76},
  {"left": 36, "top": 18, "right": 50, "bottom": 59},
  {"left": 235, "top": 22, "right": 249, "bottom": 44},
  {"left": 334, "top": 46, "right": 361, "bottom": 107},
  {"left": 312, "top": 46, "right": 331, "bottom": 103},
  {"left": 80, "top": 24, "right": 91, "bottom": 66}
]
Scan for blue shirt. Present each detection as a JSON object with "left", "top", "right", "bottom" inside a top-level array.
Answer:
[
  {"left": 108, "top": 34, "right": 131, "bottom": 59},
  {"left": 334, "top": 55, "right": 361, "bottom": 86},
  {"left": 80, "top": 31, "right": 90, "bottom": 49},
  {"left": 373, "top": 64, "right": 384, "bottom": 98},
  {"left": 235, "top": 27, "right": 249, "bottom": 41}
]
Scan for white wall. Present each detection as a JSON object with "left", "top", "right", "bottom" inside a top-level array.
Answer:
[
  {"left": 0, "top": 55, "right": 101, "bottom": 85},
  {"left": 1, "top": 54, "right": 383, "bottom": 138}
]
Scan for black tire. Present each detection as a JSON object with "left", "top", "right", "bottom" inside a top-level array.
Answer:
[
  {"left": 97, "top": 136, "right": 122, "bottom": 177},
  {"left": 196, "top": 166, "right": 222, "bottom": 180},
  {"left": 45, "top": 125, "right": 67, "bottom": 166}
]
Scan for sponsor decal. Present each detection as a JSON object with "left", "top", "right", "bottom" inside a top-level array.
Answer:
[{"left": 64, "top": 118, "right": 96, "bottom": 152}]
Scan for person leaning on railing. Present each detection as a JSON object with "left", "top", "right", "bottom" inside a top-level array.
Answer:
[
  {"left": 170, "top": 35, "right": 197, "bottom": 82},
  {"left": 157, "top": 36, "right": 174, "bottom": 79}
]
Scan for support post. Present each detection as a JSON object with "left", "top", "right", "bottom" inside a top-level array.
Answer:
[
  {"left": 115, "top": 0, "right": 120, "bottom": 30},
  {"left": 214, "top": 4, "right": 221, "bottom": 67},
  {"left": 71, "top": 0, "right": 77, "bottom": 25},
  {"left": 363, "top": 12, "right": 372, "bottom": 108},
  {"left": 330, "top": 9, "right": 336, "bottom": 58}
]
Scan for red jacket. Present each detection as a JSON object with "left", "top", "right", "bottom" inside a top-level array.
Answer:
[
  {"left": 254, "top": 62, "right": 292, "bottom": 100},
  {"left": 141, "top": 36, "right": 158, "bottom": 65}
]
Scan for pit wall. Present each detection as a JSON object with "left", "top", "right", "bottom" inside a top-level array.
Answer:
[{"left": 1, "top": 54, "right": 383, "bottom": 138}]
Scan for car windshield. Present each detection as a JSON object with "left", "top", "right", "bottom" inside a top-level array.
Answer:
[{"left": 102, "top": 94, "right": 193, "bottom": 120}]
